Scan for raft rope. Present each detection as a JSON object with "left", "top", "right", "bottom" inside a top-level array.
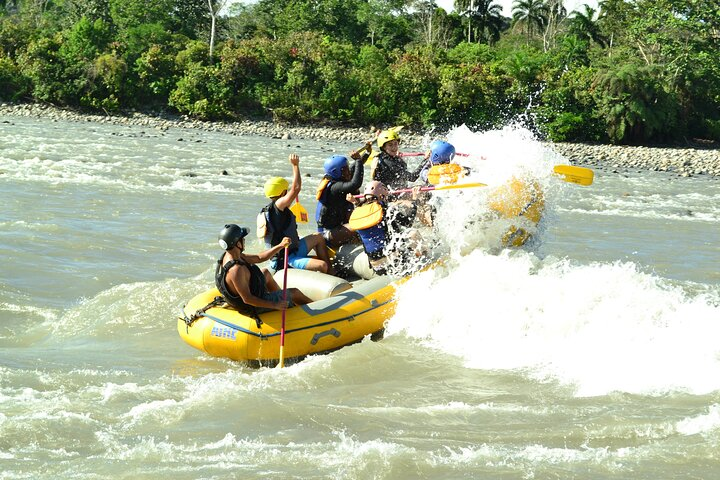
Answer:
[
  {"left": 181, "top": 296, "right": 227, "bottom": 329},
  {"left": 180, "top": 296, "right": 264, "bottom": 332}
]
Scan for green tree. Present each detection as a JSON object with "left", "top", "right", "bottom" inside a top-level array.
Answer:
[
  {"left": 248, "top": 0, "right": 370, "bottom": 44},
  {"left": 511, "top": 0, "right": 547, "bottom": 41},
  {"left": 592, "top": 63, "right": 680, "bottom": 143},
  {"left": 569, "top": 4, "right": 606, "bottom": 47},
  {"left": 0, "top": 53, "right": 30, "bottom": 100},
  {"left": 356, "top": 0, "right": 413, "bottom": 49},
  {"left": 455, "top": 0, "right": 505, "bottom": 44}
]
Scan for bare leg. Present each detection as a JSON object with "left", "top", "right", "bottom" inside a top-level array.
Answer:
[
  {"left": 289, "top": 287, "right": 312, "bottom": 305},
  {"left": 263, "top": 269, "right": 281, "bottom": 292},
  {"left": 325, "top": 225, "right": 359, "bottom": 249},
  {"left": 302, "top": 233, "right": 333, "bottom": 274},
  {"left": 303, "top": 258, "right": 329, "bottom": 273}
]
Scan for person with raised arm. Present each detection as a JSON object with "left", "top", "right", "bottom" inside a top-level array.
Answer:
[
  {"left": 258, "top": 154, "right": 332, "bottom": 273},
  {"left": 315, "top": 142, "right": 372, "bottom": 249}
]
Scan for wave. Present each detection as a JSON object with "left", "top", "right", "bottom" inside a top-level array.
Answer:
[{"left": 388, "top": 249, "right": 720, "bottom": 397}]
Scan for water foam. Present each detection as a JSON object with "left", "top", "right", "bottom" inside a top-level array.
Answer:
[
  {"left": 387, "top": 125, "right": 720, "bottom": 397},
  {"left": 390, "top": 248, "right": 720, "bottom": 397}
]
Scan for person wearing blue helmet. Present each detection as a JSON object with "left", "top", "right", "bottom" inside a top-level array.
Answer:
[
  {"left": 418, "top": 140, "right": 456, "bottom": 183},
  {"left": 315, "top": 142, "right": 372, "bottom": 249}
]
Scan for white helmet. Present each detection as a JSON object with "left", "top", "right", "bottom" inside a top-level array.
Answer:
[{"left": 364, "top": 180, "right": 389, "bottom": 201}]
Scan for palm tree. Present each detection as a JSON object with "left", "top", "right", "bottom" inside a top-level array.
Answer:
[
  {"left": 455, "top": 0, "right": 504, "bottom": 44},
  {"left": 512, "top": 0, "right": 548, "bottom": 41},
  {"left": 569, "top": 4, "right": 608, "bottom": 47}
]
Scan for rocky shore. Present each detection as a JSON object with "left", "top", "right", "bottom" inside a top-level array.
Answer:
[{"left": 2, "top": 102, "right": 719, "bottom": 178}]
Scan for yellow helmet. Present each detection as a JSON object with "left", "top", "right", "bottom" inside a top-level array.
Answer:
[
  {"left": 264, "top": 176, "right": 289, "bottom": 198},
  {"left": 376, "top": 126, "right": 403, "bottom": 149}
]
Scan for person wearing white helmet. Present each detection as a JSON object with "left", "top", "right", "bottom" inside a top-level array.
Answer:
[
  {"left": 350, "top": 180, "right": 425, "bottom": 276},
  {"left": 259, "top": 153, "right": 332, "bottom": 273},
  {"left": 215, "top": 224, "right": 312, "bottom": 315}
]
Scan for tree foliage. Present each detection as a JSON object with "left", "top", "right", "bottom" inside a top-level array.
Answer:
[{"left": 0, "top": 0, "right": 717, "bottom": 144}]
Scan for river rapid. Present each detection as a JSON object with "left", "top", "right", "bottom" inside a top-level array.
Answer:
[{"left": 1, "top": 115, "right": 719, "bottom": 479}]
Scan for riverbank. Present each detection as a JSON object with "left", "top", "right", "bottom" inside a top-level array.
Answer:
[{"left": 2, "top": 102, "right": 719, "bottom": 178}]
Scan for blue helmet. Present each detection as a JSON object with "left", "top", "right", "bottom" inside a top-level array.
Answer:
[
  {"left": 323, "top": 155, "right": 349, "bottom": 180},
  {"left": 429, "top": 140, "right": 455, "bottom": 165}
]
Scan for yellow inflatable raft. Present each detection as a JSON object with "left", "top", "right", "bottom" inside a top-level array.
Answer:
[
  {"left": 487, "top": 177, "right": 545, "bottom": 247},
  {"left": 178, "top": 269, "right": 398, "bottom": 365}
]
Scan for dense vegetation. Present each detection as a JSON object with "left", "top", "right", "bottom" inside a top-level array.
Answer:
[{"left": 1, "top": 0, "right": 718, "bottom": 144}]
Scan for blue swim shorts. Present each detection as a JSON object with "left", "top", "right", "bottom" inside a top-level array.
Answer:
[{"left": 270, "top": 238, "right": 311, "bottom": 270}]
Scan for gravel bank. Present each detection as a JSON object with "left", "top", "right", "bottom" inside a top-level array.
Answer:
[{"left": 2, "top": 102, "right": 719, "bottom": 178}]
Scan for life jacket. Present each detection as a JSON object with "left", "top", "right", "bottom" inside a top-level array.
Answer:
[
  {"left": 256, "top": 200, "right": 300, "bottom": 268},
  {"left": 315, "top": 176, "right": 354, "bottom": 230},
  {"left": 373, "top": 152, "right": 411, "bottom": 190},
  {"left": 214, "top": 255, "right": 266, "bottom": 315},
  {"left": 350, "top": 201, "right": 387, "bottom": 260},
  {"left": 427, "top": 163, "right": 466, "bottom": 185}
]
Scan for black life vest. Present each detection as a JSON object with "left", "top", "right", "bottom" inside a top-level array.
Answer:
[
  {"left": 315, "top": 177, "right": 354, "bottom": 230},
  {"left": 260, "top": 201, "right": 300, "bottom": 268},
  {"left": 373, "top": 152, "right": 412, "bottom": 190},
  {"left": 214, "top": 255, "right": 266, "bottom": 315}
]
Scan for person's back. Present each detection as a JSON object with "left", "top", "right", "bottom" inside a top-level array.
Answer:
[
  {"left": 315, "top": 146, "right": 370, "bottom": 248},
  {"left": 259, "top": 154, "right": 332, "bottom": 273}
]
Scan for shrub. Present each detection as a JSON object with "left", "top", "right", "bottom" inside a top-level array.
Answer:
[{"left": 0, "top": 54, "right": 30, "bottom": 100}]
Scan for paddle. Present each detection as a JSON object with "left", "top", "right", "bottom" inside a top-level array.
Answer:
[
  {"left": 399, "top": 152, "right": 470, "bottom": 157},
  {"left": 391, "top": 182, "right": 487, "bottom": 195},
  {"left": 353, "top": 181, "right": 486, "bottom": 199},
  {"left": 423, "top": 163, "right": 593, "bottom": 187},
  {"left": 553, "top": 165, "right": 594, "bottom": 186},
  {"left": 278, "top": 246, "right": 289, "bottom": 368},
  {"left": 290, "top": 199, "right": 309, "bottom": 223}
]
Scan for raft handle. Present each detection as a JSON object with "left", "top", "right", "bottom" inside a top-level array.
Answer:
[{"left": 310, "top": 328, "right": 341, "bottom": 345}]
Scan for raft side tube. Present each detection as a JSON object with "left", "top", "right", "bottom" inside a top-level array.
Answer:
[{"left": 178, "top": 274, "right": 398, "bottom": 362}]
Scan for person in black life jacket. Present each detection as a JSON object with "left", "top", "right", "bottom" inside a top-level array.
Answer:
[
  {"left": 370, "top": 127, "right": 425, "bottom": 191},
  {"left": 350, "top": 181, "right": 424, "bottom": 276},
  {"left": 215, "top": 224, "right": 312, "bottom": 314},
  {"left": 315, "top": 142, "right": 372, "bottom": 249},
  {"left": 260, "top": 153, "right": 332, "bottom": 273}
]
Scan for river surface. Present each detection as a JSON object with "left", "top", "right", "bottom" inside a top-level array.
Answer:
[{"left": 1, "top": 115, "right": 719, "bottom": 479}]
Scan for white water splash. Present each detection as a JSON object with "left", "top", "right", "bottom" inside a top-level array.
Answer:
[
  {"left": 389, "top": 247, "right": 720, "bottom": 397},
  {"left": 388, "top": 124, "right": 720, "bottom": 397}
]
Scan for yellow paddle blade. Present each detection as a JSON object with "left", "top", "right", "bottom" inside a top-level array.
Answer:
[
  {"left": 290, "top": 200, "right": 309, "bottom": 223},
  {"left": 553, "top": 165, "right": 594, "bottom": 186},
  {"left": 433, "top": 182, "right": 486, "bottom": 191},
  {"left": 428, "top": 163, "right": 463, "bottom": 185}
]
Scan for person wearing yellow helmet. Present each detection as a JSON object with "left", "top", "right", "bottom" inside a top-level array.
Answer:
[
  {"left": 258, "top": 154, "right": 332, "bottom": 273},
  {"left": 370, "top": 126, "right": 424, "bottom": 191}
]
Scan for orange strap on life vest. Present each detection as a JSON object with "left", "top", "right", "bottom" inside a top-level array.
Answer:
[{"left": 315, "top": 177, "right": 331, "bottom": 200}]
